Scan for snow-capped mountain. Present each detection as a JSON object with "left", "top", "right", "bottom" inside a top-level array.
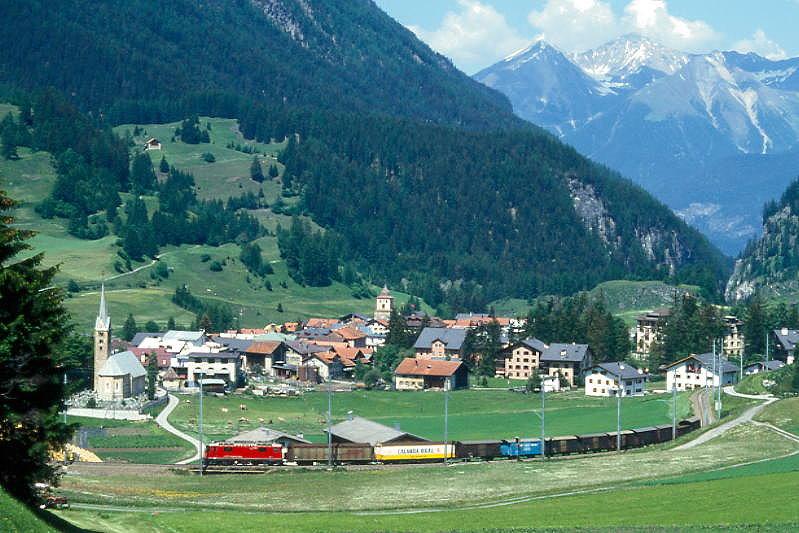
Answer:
[{"left": 475, "top": 34, "right": 799, "bottom": 254}]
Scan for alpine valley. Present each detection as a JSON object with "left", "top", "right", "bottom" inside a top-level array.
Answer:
[{"left": 475, "top": 34, "right": 799, "bottom": 255}]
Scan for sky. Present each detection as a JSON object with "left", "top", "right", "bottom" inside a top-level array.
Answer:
[{"left": 374, "top": 0, "right": 799, "bottom": 74}]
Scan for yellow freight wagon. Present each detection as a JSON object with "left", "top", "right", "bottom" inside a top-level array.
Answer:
[{"left": 374, "top": 443, "right": 455, "bottom": 462}]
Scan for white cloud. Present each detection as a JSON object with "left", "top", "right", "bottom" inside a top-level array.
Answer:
[
  {"left": 408, "top": 0, "right": 529, "bottom": 74},
  {"left": 528, "top": 0, "right": 620, "bottom": 53},
  {"left": 733, "top": 29, "right": 788, "bottom": 60},
  {"left": 527, "top": 0, "right": 720, "bottom": 53}
]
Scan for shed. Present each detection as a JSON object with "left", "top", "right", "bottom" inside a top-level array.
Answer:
[{"left": 326, "top": 416, "right": 427, "bottom": 445}]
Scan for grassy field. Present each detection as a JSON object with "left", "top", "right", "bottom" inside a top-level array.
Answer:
[
  {"left": 67, "top": 415, "right": 194, "bottom": 464},
  {"left": 52, "top": 419, "right": 799, "bottom": 532},
  {"left": 756, "top": 396, "right": 799, "bottom": 435},
  {"left": 166, "top": 389, "right": 692, "bottom": 443}
]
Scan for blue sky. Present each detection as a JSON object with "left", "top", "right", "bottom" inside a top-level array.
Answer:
[{"left": 375, "top": 0, "right": 799, "bottom": 74}]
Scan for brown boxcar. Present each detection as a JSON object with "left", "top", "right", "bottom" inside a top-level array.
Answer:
[
  {"left": 456, "top": 440, "right": 502, "bottom": 460},
  {"left": 578, "top": 433, "right": 614, "bottom": 453},
  {"left": 286, "top": 443, "right": 373, "bottom": 464},
  {"left": 654, "top": 424, "right": 674, "bottom": 442},
  {"left": 633, "top": 427, "right": 660, "bottom": 446},
  {"left": 548, "top": 435, "right": 579, "bottom": 455}
]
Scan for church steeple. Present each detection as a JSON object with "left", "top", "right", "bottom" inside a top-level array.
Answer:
[
  {"left": 374, "top": 285, "right": 394, "bottom": 321},
  {"left": 93, "top": 284, "right": 111, "bottom": 392}
]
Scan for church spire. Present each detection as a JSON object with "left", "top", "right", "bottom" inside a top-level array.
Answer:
[{"left": 95, "top": 283, "right": 110, "bottom": 331}]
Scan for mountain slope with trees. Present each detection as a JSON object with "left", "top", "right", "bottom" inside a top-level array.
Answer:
[{"left": 0, "top": 0, "right": 729, "bottom": 311}]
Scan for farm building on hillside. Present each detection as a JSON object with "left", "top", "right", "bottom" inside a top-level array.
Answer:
[
  {"left": 585, "top": 362, "right": 648, "bottom": 397},
  {"left": 664, "top": 353, "right": 738, "bottom": 391},
  {"left": 326, "top": 416, "right": 427, "bottom": 445},
  {"left": 393, "top": 358, "right": 468, "bottom": 391},
  {"left": 144, "top": 137, "right": 162, "bottom": 150}
]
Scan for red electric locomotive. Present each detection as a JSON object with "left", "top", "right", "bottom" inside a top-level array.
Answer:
[{"left": 204, "top": 442, "right": 284, "bottom": 465}]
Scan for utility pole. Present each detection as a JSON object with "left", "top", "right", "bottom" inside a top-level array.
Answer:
[
  {"left": 198, "top": 372, "right": 204, "bottom": 477},
  {"left": 717, "top": 338, "right": 723, "bottom": 420},
  {"left": 63, "top": 372, "right": 68, "bottom": 426},
  {"left": 765, "top": 331, "right": 769, "bottom": 366},
  {"left": 671, "top": 384, "right": 677, "bottom": 441},
  {"left": 443, "top": 386, "right": 449, "bottom": 464},
  {"left": 616, "top": 364, "right": 624, "bottom": 452},
  {"left": 327, "top": 382, "right": 333, "bottom": 468},
  {"left": 540, "top": 380, "right": 546, "bottom": 459}
]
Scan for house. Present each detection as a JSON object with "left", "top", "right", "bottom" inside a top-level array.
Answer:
[
  {"left": 162, "top": 367, "right": 182, "bottom": 390},
  {"left": 772, "top": 328, "right": 799, "bottom": 364},
  {"left": 405, "top": 311, "right": 445, "bottom": 329},
  {"left": 305, "top": 318, "right": 340, "bottom": 329},
  {"left": 585, "top": 362, "right": 648, "bottom": 397},
  {"left": 393, "top": 358, "right": 469, "bottom": 391},
  {"left": 305, "top": 352, "right": 355, "bottom": 381},
  {"left": 129, "top": 347, "right": 171, "bottom": 369},
  {"left": 243, "top": 341, "right": 286, "bottom": 375},
  {"left": 224, "top": 427, "right": 310, "bottom": 447},
  {"left": 185, "top": 351, "right": 241, "bottom": 385},
  {"left": 144, "top": 137, "right": 162, "bottom": 151},
  {"left": 744, "top": 360, "right": 786, "bottom": 375},
  {"left": 722, "top": 316, "right": 745, "bottom": 358},
  {"left": 413, "top": 327, "right": 468, "bottom": 359},
  {"left": 95, "top": 351, "right": 147, "bottom": 401},
  {"left": 452, "top": 313, "right": 512, "bottom": 330},
  {"left": 365, "top": 318, "right": 389, "bottom": 337},
  {"left": 326, "top": 416, "right": 427, "bottom": 445},
  {"left": 333, "top": 326, "right": 367, "bottom": 348},
  {"left": 539, "top": 343, "right": 593, "bottom": 387},
  {"left": 664, "top": 353, "right": 738, "bottom": 391},
  {"left": 634, "top": 308, "right": 670, "bottom": 356},
  {"left": 496, "top": 338, "right": 548, "bottom": 379}
]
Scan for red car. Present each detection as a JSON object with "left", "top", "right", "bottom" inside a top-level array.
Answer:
[{"left": 205, "top": 442, "right": 284, "bottom": 465}]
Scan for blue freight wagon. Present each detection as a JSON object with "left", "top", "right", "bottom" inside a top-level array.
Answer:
[{"left": 500, "top": 439, "right": 542, "bottom": 457}]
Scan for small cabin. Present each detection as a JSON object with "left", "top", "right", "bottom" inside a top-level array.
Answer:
[{"left": 144, "top": 138, "right": 162, "bottom": 151}]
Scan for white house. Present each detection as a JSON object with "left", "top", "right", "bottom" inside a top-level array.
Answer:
[
  {"left": 664, "top": 353, "right": 738, "bottom": 391},
  {"left": 185, "top": 351, "right": 241, "bottom": 386},
  {"left": 585, "top": 362, "right": 648, "bottom": 397}
]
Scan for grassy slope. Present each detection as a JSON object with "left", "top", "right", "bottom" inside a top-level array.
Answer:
[
  {"left": 0, "top": 488, "right": 55, "bottom": 533},
  {"left": 166, "top": 389, "right": 691, "bottom": 443},
  {"left": 67, "top": 415, "right": 194, "bottom": 464},
  {"left": 756, "top": 396, "right": 799, "bottom": 435},
  {"left": 491, "top": 280, "right": 700, "bottom": 323},
  {"left": 1, "top": 111, "right": 430, "bottom": 329}
]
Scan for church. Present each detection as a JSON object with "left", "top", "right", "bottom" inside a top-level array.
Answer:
[{"left": 93, "top": 285, "right": 146, "bottom": 401}]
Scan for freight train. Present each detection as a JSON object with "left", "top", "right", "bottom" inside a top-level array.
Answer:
[{"left": 203, "top": 416, "right": 700, "bottom": 467}]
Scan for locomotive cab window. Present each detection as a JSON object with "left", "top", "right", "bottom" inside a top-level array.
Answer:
[{"left": 223, "top": 447, "right": 233, "bottom": 452}]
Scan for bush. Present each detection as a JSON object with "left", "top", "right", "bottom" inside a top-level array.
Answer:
[
  {"left": 202, "top": 152, "right": 216, "bottom": 163},
  {"left": 363, "top": 369, "right": 382, "bottom": 390},
  {"left": 67, "top": 279, "right": 81, "bottom": 293},
  {"left": 200, "top": 253, "right": 212, "bottom": 262},
  {"left": 209, "top": 260, "right": 223, "bottom": 272}
]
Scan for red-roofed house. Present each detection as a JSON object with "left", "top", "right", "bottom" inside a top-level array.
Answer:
[
  {"left": 129, "top": 347, "right": 171, "bottom": 369},
  {"left": 393, "top": 358, "right": 468, "bottom": 391}
]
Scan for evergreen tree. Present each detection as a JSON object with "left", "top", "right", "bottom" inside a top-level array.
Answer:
[
  {"left": 199, "top": 313, "right": 212, "bottom": 331},
  {"left": 744, "top": 295, "right": 769, "bottom": 355},
  {"left": 250, "top": 156, "right": 264, "bottom": 182},
  {"left": 386, "top": 308, "right": 411, "bottom": 348},
  {"left": 792, "top": 363, "right": 799, "bottom": 393},
  {"left": 146, "top": 353, "right": 158, "bottom": 400},
  {"left": 159, "top": 155, "right": 170, "bottom": 173},
  {"left": 0, "top": 187, "right": 72, "bottom": 502},
  {"left": 1, "top": 125, "right": 18, "bottom": 160},
  {"left": 122, "top": 313, "right": 138, "bottom": 341},
  {"left": 144, "top": 320, "right": 159, "bottom": 332},
  {"left": 268, "top": 164, "right": 279, "bottom": 179},
  {"left": 130, "top": 152, "right": 156, "bottom": 193},
  {"left": 167, "top": 317, "right": 176, "bottom": 330}
]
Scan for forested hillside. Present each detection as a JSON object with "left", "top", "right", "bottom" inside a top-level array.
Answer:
[
  {"left": 727, "top": 177, "right": 799, "bottom": 301},
  {"left": 0, "top": 0, "right": 729, "bottom": 312}
]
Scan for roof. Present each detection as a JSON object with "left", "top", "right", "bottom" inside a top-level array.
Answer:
[
  {"left": 163, "top": 367, "right": 179, "bottom": 380},
  {"left": 98, "top": 351, "right": 146, "bottom": 378},
  {"left": 305, "top": 318, "right": 340, "bottom": 329},
  {"left": 413, "top": 327, "right": 468, "bottom": 351},
  {"left": 636, "top": 308, "right": 671, "bottom": 321},
  {"left": 130, "top": 332, "right": 164, "bottom": 347},
  {"left": 129, "top": 347, "right": 171, "bottom": 368},
  {"left": 95, "top": 284, "right": 110, "bottom": 331},
  {"left": 377, "top": 285, "right": 394, "bottom": 299},
  {"left": 394, "top": 357, "right": 464, "bottom": 377},
  {"left": 334, "top": 326, "right": 367, "bottom": 341},
  {"left": 163, "top": 330, "right": 205, "bottom": 343},
  {"left": 326, "top": 416, "right": 425, "bottom": 445},
  {"left": 210, "top": 336, "right": 253, "bottom": 352},
  {"left": 224, "top": 427, "right": 310, "bottom": 444},
  {"left": 540, "top": 343, "right": 590, "bottom": 363},
  {"left": 664, "top": 353, "right": 738, "bottom": 374},
  {"left": 506, "top": 338, "right": 548, "bottom": 353},
  {"left": 745, "top": 360, "right": 786, "bottom": 372},
  {"left": 285, "top": 340, "right": 330, "bottom": 356},
  {"left": 186, "top": 351, "right": 241, "bottom": 360},
  {"left": 246, "top": 341, "right": 284, "bottom": 355},
  {"left": 311, "top": 352, "right": 356, "bottom": 368},
  {"left": 773, "top": 328, "right": 799, "bottom": 351},
  {"left": 591, "top": 362, "right": 646, "bottom": 380}
]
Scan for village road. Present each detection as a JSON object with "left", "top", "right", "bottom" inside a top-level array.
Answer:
[{"left": 155, "top": 394, "right": 202, "bottom": 464}]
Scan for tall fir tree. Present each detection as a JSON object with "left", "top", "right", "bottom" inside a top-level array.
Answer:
[
  {"left": 122, "top": 313, "right": 138, "bottom": 341},
  {"left": 250, "top": 156, "right": 264, "bottom": 182},
  {"left": 146, "top": 353, "right": 158, "bottom": 400},
  {"left": 0, "top": 186, "right": 72, "bottom": 502}
]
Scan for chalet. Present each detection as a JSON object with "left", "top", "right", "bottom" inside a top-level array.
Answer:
[
  {"left": 305, "top": 352, "right": 355, "bottom": 381},
  {"left": 144, "top": 137, "right": 162, "bottom": 151},
  {"left": 539, "top": 343, "right": 592, "bottom": 387},
  {"left": 327, "top": 416, "right": 427, "bottom": 445},
  {"left": 634, "top": 308, "right": 670, "bottom": 357},
  {"left": 664, "top": 353, "right": 738, "bottom": 391},
  {"left": 243, "top": 341, "right": 286, "bottom": 375},
  {"left": 772, "top": 328, "right": 799, "bottom": 363},
  {"left": 585, "top": 362, "right": 648, "bottom": 397},
  {"left": 496, "top": 338, "right": 547, "bottom": 379},
  {"left": 722, "top": 316, "right": 745, "bottom": 358},
  {"left": 393, "top": 358, "right": 469, "bottom": 391},
  {"left": 333, "top": 326, "right": 368, "bottom": 348},
  {"left": 413, "top": 327, "right": 468, "bottom": 359},
  {"left": 185, "top": 351, "right": 241, "bottom": 386},
  {"left": 161, "top": 367, "right": 182, "bottom": 390},
  {"left": 95, "top": 351, "right": 147, "bottom": 401}
]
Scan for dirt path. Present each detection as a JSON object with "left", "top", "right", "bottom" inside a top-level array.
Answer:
[
  {"left": 154, "top": 394, "right": 202, "bottom": 465},
  {"left": 675, "top": 387, "right": 777, "bottom": 450}
]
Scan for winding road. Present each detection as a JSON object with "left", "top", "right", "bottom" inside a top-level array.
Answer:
[
  {"left": 155, "top": 394, "right": 202, "bottom": 465},
  {"left": 675, "top": 387, "right": 777, "bottom": 450}
]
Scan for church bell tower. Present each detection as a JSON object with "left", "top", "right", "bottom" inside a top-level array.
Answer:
[{"left": 93, "top": 284, "right": 111, "bottom": 391}]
